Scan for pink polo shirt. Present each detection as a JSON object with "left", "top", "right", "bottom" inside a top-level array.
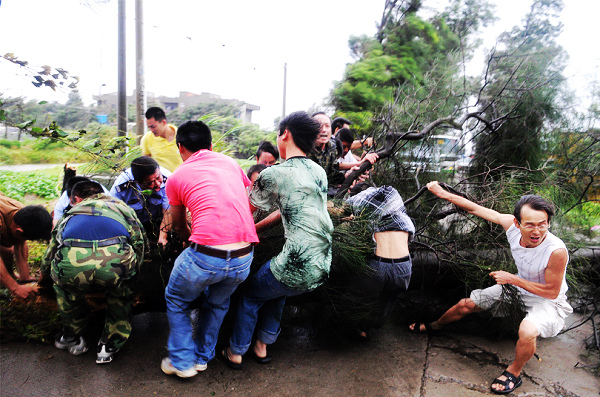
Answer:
[{"left": 166, "top": 149, "right": 259, "bottom": 246}]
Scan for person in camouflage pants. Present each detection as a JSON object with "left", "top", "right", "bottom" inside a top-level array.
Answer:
[{"left": 42, "top": 180, "right": 146, "bottom": 364}]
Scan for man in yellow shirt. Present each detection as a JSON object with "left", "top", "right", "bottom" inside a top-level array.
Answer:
[{"left": 141, "top": 107, "right": 183, "bottom": 172}]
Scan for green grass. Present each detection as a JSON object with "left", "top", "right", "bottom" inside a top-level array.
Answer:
[
  {"left": 0, "top": 169, "right": 63, "bottom": 202},
  {"left": 0, "top": 138, "right": 94, "bottom": 165}
]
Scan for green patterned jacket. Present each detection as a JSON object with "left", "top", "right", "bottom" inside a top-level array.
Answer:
[{"left": 41, "top": 194, "right": 147, "bottom": 277}]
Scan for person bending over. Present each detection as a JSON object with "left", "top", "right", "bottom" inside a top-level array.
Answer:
[
  {"left": 1, "top": 193, "right": 52, "bottom": 299},
  {"left": 160, "top": 120, "right": 258, "bottom": 378},
  {"left": 222, "top": 111, "right": 333, "bottom": 370},
  {"left": 43, "top": 180, "right": 146, "bottom": 364}
]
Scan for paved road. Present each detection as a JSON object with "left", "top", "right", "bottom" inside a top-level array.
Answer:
[{"left": 1, "top": 309, "right": 598, "bottom": 396}]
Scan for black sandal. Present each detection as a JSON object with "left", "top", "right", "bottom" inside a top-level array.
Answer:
[
  {"left": 221, "top": 348, "right": 243, "bottom": 370},
  {"left": 408, "top": 322, "right": 439, "bottom": 334},
  {"left": 248, "top": 349, "right": 272, "bottom": 364},
  {"left": 490, "top": 370, "right": 522, "bottom": 394}
]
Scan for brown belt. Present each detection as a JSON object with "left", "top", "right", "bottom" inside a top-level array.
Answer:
[{"left": 189, "top": 242, "right": 253, "bottom": 259}]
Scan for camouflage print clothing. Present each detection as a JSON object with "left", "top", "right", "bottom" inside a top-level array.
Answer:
[
  {"left": 308, "top": 140, "right": 345, "bottom": 186},
  {"left": 42, "top": 194, "right": 146, "bottom": 349}
]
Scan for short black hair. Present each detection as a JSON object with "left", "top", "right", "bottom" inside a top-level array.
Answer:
[
  {"left": 513, "top": 195, "right": 555, "bottom": 223},
  {"left": 337, "top": 128, "right": 354, "bottom": 144},
  {"left": 348, "top": 182, "right": 374, "bottom": 197},
  {"left": 131, "top": 156, "right": 160, "bottom": 182},
  {"left": 246, "top": 164, "right": 267, "bottom": 179},
  {"left": 311, "top": 111, "right": 329, "bottom": 120},
  {"left": 256, "top": 141, "right": 279, "bottom": 161},
  {"left": 332, "top": 117, "right": 352, "bottom": 133},
  {"left": 279, "top": 111, "right": 321, "bottom": 155},
  {"left": 65, "top": 176, "right": 92, "bottom": 198},
  {"left": 13, "top": 206, "right": 53, "bottom": 241},
  {"left": 333, "top": 137, "right": 343, "bottom": 159},
  {"left": 71, "top": 180, "right": 104, "bottom": 201},
  {"left": 145, "top": 107, "right": 167, "bottom": 122},
  {"left": 177, "top": 120, "right": 212, "bottom": 153}
]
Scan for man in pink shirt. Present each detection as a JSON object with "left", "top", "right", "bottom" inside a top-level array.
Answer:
[{"left": 160, "top": 120, "right": 259, "bottom": 378}]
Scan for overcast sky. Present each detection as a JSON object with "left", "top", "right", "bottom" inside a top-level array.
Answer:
[{"left": 1, "top": 0, "right": 599, "bottom": 130}]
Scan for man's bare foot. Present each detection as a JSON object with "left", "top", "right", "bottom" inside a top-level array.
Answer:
[
  {"left": 226, "top": 348, "right": 242, "bottom": 364},
  {"left": 249, "top": 340, "right": 272, "bottom": 364},
  {"left": 252, "top": 340, "right": 268, "bottom": 359}
]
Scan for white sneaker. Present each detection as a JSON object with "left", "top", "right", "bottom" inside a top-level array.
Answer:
[
  {"left": 55, "top": 332, "right": 88, "bottom": 356},
  {"left": 194, "top": 363, "right": 208, "bottom": 371},
  {"left": 161, "top": 357, "right": 197, "bottom": 378}
]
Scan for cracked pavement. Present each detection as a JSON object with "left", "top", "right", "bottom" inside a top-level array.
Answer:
[{"left": 1, "top": 310, "right": 598, "bottom": 396}]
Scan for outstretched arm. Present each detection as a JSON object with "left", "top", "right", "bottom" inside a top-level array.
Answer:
[
  {"left": 427, "top": 181, "right": 514, "bottom": 231},
  {"left": 339, "top": 152, "right": 379, "bottom": 170},
  {"left": 255, "top": 210, "right": 282, "bottom": 234}
]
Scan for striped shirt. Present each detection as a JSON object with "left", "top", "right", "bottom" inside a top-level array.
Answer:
[{"left": 346, "top": 186, "right": 415, "bottom": 240}]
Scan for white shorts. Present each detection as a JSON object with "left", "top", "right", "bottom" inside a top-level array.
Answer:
[{"left": 470, "top": 284, "right": 573, "bottom": 338}]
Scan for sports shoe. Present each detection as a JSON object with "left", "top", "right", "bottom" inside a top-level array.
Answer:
[
  {"left": 55, "top": 331, "right": 88, "bottom": 356},
  {"left": 194, "top": 363, "right": 208, "bottom": 372},
  {"left": 96, "top": 341, "right": 120, "bottom": 364},
  {"left": 161, "top": 357, "right": 197, "bottom": 378}
]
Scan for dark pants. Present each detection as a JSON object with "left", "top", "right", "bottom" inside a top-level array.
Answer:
[{"left": 349, "top": 255, "right": 412, "bottom": 331}]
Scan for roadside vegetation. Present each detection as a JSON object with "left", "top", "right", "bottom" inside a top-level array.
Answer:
[{"left": 0, "top": 0, "right": 597, "bottom": 369}]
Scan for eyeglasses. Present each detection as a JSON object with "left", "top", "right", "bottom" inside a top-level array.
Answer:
[{"left": 517, "top": 221, "right": 549, "bottom": 231}]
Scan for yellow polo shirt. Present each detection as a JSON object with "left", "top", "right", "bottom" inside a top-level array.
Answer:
[{"left": 139, "top": 124, "right": 183, "bottom": 172}]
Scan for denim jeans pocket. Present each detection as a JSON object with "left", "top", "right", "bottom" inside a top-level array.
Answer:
[{"left": 231, "top": 255, "right": 252, "bottom": 284}]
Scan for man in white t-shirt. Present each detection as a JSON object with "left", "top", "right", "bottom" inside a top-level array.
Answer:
[
  {"left": 409, "top": 181, "right": 572, "bottom": 395},
  {"left": 337, "top": 127, "right": 359, "bottom": 164}
]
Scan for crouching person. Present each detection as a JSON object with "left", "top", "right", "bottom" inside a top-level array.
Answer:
[{"left": 41, "top": 180, "right": 146, "bottom": 364}]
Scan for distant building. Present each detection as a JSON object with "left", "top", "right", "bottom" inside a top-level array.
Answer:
[{"left": 93, "top": 90, "right": 260, "bottom": 124}]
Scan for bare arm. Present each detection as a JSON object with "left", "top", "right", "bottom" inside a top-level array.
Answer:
[
  {"left": 427, "top": 181, "right": 514, "bottom": 231},
  {"left": 13, "top": 240, "right": 35, "bottom": 281},
  {"left": 0, "top": 255, "right": 37, "bottom": 300},
  {"left": 158, "top": 208, "right": 172, "bottom": 247},
  {"left": 339, "top": 152, "right": 379, "bottom": 170},
  {"left": 490, "top": 249, "right": 568, "bottom": 299},
  {"left": 350, "top": 137, "right": 373, "bottom": 150},
  {"left": 170, "top": 205, "right": 191, "bottom": 243},
  {"left": 255, "top": 210, "right": 282, "bottom": 234}
]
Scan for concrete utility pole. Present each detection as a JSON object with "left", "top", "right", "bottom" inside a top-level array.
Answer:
[
  {"left": 117, "top": 0, "right": 126, "bottom": 137},
  {"left": 282, "top": 63, "right": 287, "bottom": 121},
  {"left": 135, "top": 0, "right": 146, "bottom": 139}
]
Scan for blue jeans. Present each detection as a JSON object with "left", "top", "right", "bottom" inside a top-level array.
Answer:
[
  {"left": 229, "top": 261, "right": 307, "bottom": 356},
  {"left": 165, "top": 247, "right": 252, "bottom": 371}
]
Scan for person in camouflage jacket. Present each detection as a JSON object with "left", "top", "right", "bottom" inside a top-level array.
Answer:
[{"left": 42, "top": 181, "right": 146, "bottom": 364}]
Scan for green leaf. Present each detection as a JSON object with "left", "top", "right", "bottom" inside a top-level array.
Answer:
[
  {"left": 17, "top": 119, "right": 35, "bottom": 129},
  {"left": 82, "top": 138, "right": 100, "bottom": 150}
]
